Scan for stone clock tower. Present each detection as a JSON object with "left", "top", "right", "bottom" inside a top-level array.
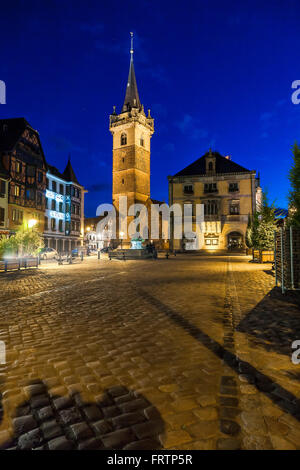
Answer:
[{"left": 109, "top": 33, "right": 154, "bottom": 246}]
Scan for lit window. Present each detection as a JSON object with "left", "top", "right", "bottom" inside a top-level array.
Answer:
[
  {"left": 229, "top": 200, "right": 240, "bottom": 215},
  {"left": 15, "top": 161, "right": 21, "bottom": 173},
  {"left": 14, "top": 185, "right": 20, "bottom": 197}
]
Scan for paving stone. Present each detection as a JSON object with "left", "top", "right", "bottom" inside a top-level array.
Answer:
[
  {"left": 48, "top": 436, "right": 74, "bottom": 450},
  {"left": 13, "top": 415, "right": 38, "bottom": 435},
  {"left": 186, "top": 421, "right": 218, "bottom": 439},
  {"left": 217, "top": 437, "right": 241, "bottom": 450},
  {"left": 220, "top": 396, "right": 239, "bottom": 407},
  {"left": 264, "top": 416, "right": 289, "bottom": 436},
  {"left": 37, "top": 406, "right": 55, "bottom": 422},
  {"left": 101, "top": 428, "right": 137, "bottom": 449},
  {"left": 59, "top": 407, "right": 82, "bottom": 425},
  {"left": 162, "top": 430, "right": 192, "bottom": 448},
  {"left": 41, "top": 420, "right": 63, "bottom": 440},
  {"left": 118, "top": 398, "right": 148, "bottom": 414},
  {"left": 171, "top": 398, "right": 198, "bottom": 412},
  {"left": 78, "top": 437, "right": 104, "bottom": 450},
  {"left": 53, "top": 396, "right": 74, "bottom": 411},
  {"left": 124, "top": 438, "right": 161, "bottom": 450},
  {"left": 193, "top": 407, "right": 218, "bottom": 421},
  {"left": 132, "top": 419, "right": 165, "bottom": 439},
  {"left": 18, "top": 428, "right": 42, "bottom": 450},
  {"left": 112, "top": 411, "right": 146, "bottom": 429},
  {"left": 24, "top": 383, "right": 47, "bottom": 397},
  {"left": 92, "top": 419, "right": 113, "bottom": 435},
  {"left": 220, "top": 419, "right": 241, "bottom": 436},
  {"left": 68, "top": 422, "right": 94, "bottom": 441},
  {"left": 269, "top": 435, "right": 296, "bottom": 450}
]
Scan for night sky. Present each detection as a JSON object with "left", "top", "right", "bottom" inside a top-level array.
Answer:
[{"left": 1, "top": 0, "right": 300, "bottom": 216}]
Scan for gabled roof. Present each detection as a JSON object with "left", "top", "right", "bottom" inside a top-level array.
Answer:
[
  {"left": 62, "top": 158, "right": 80, "bottom": 185},
  {"left": 174, "top": 151, "right": 252, "bottom": 177},
  {"left": 0, "top": 117, "right": 31, "bottom": 152},
  {"left": 47, "top": 164, "right": 66, "bottom": 181}
]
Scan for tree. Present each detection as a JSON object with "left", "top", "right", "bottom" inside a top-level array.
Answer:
[
  {"left": 246, "top": 192, "right": 276, "bottom": 250},
  {"left": 288, "top": 142, "right": 300, "bottom": 227},
  {"left": 0, "top": 229, "right": 44, "bottom": 259}
]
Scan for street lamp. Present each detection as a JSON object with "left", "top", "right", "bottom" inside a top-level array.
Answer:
[
  {"left": 28, "top": 219, "right": 37, "bottom": 229},
  {"left": 120, "top": 231, "right": 124, "bottom": 249}
]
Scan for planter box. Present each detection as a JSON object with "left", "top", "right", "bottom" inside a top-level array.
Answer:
[
  {"left": 252, "top": 249, "right": 274, "bottom": 263},
  {"left": 260, "top": 250, "right": 274, "bottom": 263}
]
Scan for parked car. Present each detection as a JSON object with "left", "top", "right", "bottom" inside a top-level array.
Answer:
[
  {"left": 40, "top": 247, "right": 58, "bottom": 260},
  {"left": 100, "top": 247, "right": 110, "bottom": 253}
]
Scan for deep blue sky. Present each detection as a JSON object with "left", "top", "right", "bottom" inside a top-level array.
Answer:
[{"left": 1, "top": 0, "right": 300, "bottom": 216}]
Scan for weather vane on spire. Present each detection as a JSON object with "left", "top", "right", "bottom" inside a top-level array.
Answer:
[{"left": 130, "top": 32, "right": 134, "bottom": 56}]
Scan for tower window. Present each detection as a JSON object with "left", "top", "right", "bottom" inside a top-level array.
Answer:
[
  {"left": 122, "top": 157, "right": 125, "bottom": 163},
  {"left": 140, "top": 135, "right": 144, "bottom": 147},
  {"left": 122, "top": 179, "right": 125, "bottom": 184},
  {"left": 121, "top": 133, "right": 127, "bottom": 146}
]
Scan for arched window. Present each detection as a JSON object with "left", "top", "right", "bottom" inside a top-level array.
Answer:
[
  {"left": 140, "top": 135, "right": 144, "bottom": 147},
  {"left": 121, "top": 133, "right": 127, "bottom": 146},
  {"left": 208, "top": 162, "right": 213, "bottom": 171}
]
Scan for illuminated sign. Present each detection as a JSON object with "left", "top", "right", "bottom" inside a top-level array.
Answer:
[
  {"left": 46, "top": 190, "right": 55, "bottom": 199},
  {"left": 50, "top": 211, "right": 64, "bottom": 220}
]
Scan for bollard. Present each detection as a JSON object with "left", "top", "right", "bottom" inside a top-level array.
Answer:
[
  {"left": 123, "top": 252, "right": 126, "bottom": 261},
  {"left": 165, "top": 252, "right": 169, "bottom": 259},
  {"left": 98, "top": 250, "right": 101, "bottom": 260},
  {"left": 81, "top": 251, "right": 83, "bottom": 262}
]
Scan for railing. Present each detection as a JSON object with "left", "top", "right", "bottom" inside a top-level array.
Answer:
[{"left": 0, "top": 257, "right": 39, "bottom": 272}]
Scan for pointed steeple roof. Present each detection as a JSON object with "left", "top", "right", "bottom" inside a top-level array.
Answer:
[
  {"left": 122, "top": 33, "right": 142, "bottom": 113},
  {"left": 63, "top": 156, "right": 80, "bottom": 185}
]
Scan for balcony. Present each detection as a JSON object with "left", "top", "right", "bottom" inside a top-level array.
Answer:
[
  {"left": 183, "top": 189, "right": 194, "bottom": 195},
  {"left": 204, "top": 189, "right": 218, "bottom": 194}
]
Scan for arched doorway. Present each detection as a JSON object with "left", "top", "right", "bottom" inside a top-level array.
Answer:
[{"left": 227, "top": 231, "right": 243, "bottom": 252}]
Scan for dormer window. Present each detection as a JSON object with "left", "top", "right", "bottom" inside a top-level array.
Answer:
[
  {"left": 208, "top": 162, "right": 213, "bottom": 171},
  {"left": 121, "top": 133, "right": 127, "bottom": 146}
]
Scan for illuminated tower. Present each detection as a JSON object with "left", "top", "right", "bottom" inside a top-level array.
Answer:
[{"left": 109, "top": 33, "right": 154, "bottom": 245}]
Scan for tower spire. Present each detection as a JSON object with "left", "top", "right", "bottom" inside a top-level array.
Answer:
[{"left": 122, "top": 32, "right": 142, "bottom": 113}]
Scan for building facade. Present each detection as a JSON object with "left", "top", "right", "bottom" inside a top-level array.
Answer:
[
  {"left": 0, "top": 118, "right": 47, "bottom": 234},
  {"left": 0, "top": 158, "right": 9, "bottom": 236},
  {"left": 168, "top": 150, "right": 261, "bottom": 252},
  {"left": 44, "top": 160, "right": 85, "bottom": 252},
  {"left": 84, "top": 216, "right": 111, "bottom": 251}
]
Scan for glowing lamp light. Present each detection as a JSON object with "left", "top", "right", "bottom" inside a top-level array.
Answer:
[
  {"left": 120, "top": 231, "right": 124, "bottom": 238},
  {"left": 87, "top": 227, "right": 91, "bottom": 232},
  {"left": 28, "top": 219, "right": 37, "bottom": 228}
]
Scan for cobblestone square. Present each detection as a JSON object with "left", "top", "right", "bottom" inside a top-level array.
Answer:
[{"left": 0, "top": 254, "right": 299, "bottom": 450}]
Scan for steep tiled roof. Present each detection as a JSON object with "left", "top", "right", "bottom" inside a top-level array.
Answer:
[
  {"left": 174, "top": 151, "right": 252, "bottom": 177},
  {"left": 0, "top": 117, "right": 30, "bottom": 152},
  {"left": 122, "top": 44, "right": 142, "bottom": 113},
  {"left": 62, "top": 158, "right": 80, "bottom": 185},
  {"left": 47, "top": 164, "right": 66, "bottom": 181}
]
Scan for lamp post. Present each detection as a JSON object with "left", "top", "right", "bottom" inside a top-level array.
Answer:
[{"left": 120, "top": 231, "right": 124, "bottom": 249}]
